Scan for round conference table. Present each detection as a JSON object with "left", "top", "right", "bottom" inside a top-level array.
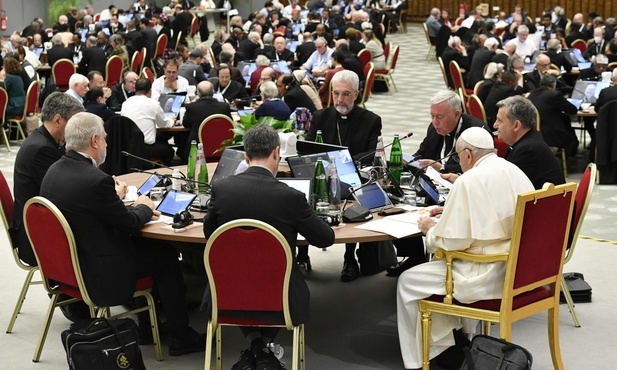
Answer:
[{"left": 121, "top": 164, "right": 409, "bottom": 245}]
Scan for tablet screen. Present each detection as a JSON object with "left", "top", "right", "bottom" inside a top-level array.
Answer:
[
  {"left": 156, "top": 190, "right": 197, "bottom": 216},
  {"left": 138, "top": 174, "right": 161, "bottom": 196}
]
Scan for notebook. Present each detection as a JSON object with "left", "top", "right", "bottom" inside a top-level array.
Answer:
[
  {"left": 137, "top": 174, "right": 161, "bottom": 196},
  {"left": 278, "top": 178, "right": 312, "bottom": 203},
  {"left": 158, "top": 93, "right": 185, "bottom": 118},
  {"left": 156, "top": 190, "right": 197, "bottom": 216},
  {"left": 352, "top": 182, "right": 393, "bottom": 213}
]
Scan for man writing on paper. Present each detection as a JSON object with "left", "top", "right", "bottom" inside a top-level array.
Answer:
[{"left": 397, "top": 127, "right": 534, "bottom": 370}]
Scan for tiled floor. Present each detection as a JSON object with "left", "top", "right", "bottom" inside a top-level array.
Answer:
[{"left": 0, "top": 24, "right": 615, "bottom": 369}]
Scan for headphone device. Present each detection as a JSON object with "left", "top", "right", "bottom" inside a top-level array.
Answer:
[{"left": 172, "top": 210, "right": 194, "bottom": 229}]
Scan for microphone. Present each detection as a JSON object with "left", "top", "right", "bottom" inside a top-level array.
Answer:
[
  {"left": 121, "top": 151, "right": 186, "bottom": 177},
  {"left": 404, "top": 150, "right": 459, "bottom": 178},
  {"left": 354, "top": 131, "right": 414, "bottom": 166},
  {"left": 340, "top": 180, "right": 380, "bottom": 223}
]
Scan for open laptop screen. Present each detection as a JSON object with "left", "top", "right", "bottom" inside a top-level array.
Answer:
[
  {"left": 278, "top": 178, "right": 311, "bottom": 203},
  {"left": 210, "top": 148, "right": 247, "bottom": 187},
  {"left": 156, "top": 190, "right": 197, "bottom": 216},
  {"left": 571, "top": 80, "right": 610, "bottom": 104},
  {"left": 158, "top": 94, "right": 185, "bottom": 118},
  {"left": 352, "top": 182, "right": 393, "bottom": 213}
]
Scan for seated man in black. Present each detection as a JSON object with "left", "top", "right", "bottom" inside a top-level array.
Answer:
[
  {"left": 211, "top": 65, "right": 249, "bottom": 104},
  {"left": 203, "top": 124, "right": 334, "bottom": 370},
  {"left": 40, "top": 112, "right": 205, "bottom": 356}
]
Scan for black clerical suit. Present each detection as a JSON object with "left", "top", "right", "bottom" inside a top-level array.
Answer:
[
  {"left": 306, "top": 105, "right": 382, "bottom": 165},
  {"left": 414, "top": 114, "right": 488, "bottom": 174},
  {"left": 78, "top": 46, "right": 107, "bottom": 77},
  {"left": 283, "top": 86, "right": 317, "bottom": 113},
  {"left": 40, "top": 151, "right": 190, "bottom": 331},
  {"left": 212, "top": 79, "right": 249, "bottom": 102},
  {"left": 107, "top": 84, "right": 135, "bottom": 111},
  {"left": 528, "top": 86, "right": 579, "bottom": 156},
  {"left": 47, "top": 45, "right": 73, "bottom": 67},
  {"left": 9, "top": 125, "right": 64, "bottom": 266},
  {"left": 203, "top": 166, "right": 335, "bottom": 324},
  {"left": 505, "top": 130, "right": 565, "bottom": 189},
  {"left": 182, "top": 96, "right": 232, "bottom": 149}
]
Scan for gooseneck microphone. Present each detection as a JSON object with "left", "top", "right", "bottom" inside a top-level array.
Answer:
[
  {"left": 121, "top": 151, "right": 187, "bottom": 178},
  {"left": 354, "top": 131, "right": 414, "bottom": 166}
]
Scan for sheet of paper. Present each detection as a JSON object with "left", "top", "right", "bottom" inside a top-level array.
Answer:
[
  {"left": 425, "top": 166, "right": 453, "bottom": 190},
  {"left": 355, "top": 218, "right": 421, "bottom": 239}
]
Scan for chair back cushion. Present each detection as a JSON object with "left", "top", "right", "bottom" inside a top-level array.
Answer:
[
  {"left": 0, "top": 87, "right": 7, "bottom": 122},
  {"left": 106, "top": 56, "right": 124, "bottom": 87},
  {"left": 511, "top": 184, "right": 575, "bottom": 290},
  {"left": 0, "top": 170, "right": 13, "bottom": 226},
  {"left": 206, "top": 221, "right": 290, "bottom": 313},
  {"left": 199, "top": 114, "right": 234, "bottom": 160}
]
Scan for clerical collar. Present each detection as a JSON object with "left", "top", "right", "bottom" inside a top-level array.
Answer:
[{"left": 76, "top": 151, "right": 98, "bottom": 166}]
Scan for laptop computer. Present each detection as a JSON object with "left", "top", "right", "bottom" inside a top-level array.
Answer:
[
  {"left": 571, "top": 80, "right": 610, "bottom": 104},
  {"left": 352, "top": 182, "right": 393, "bottom": 213},
  {"left": 278, "top": 178, "right": 312, "bottom": 203},
  {"left": 156, "top": 190, "right": 197, "bottom": 216},
  {"left": 286, "top": 40, "right": 298, "bottom": 53},
  {"left": 271, "top": 60, "right": 290, "bottom": 74},
  {"left": 158, "top": 93, "right": 185, "bottom": 118},
  {"left": 567, "top": 98, "right": 584, "bottom": 110},
  {"left": 209, "top": 148, "right": 247, "bottom": 187}
]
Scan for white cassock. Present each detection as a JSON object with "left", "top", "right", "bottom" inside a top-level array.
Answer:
[{"left": 397, "top": 153, "right": 534, "bottom": 369}]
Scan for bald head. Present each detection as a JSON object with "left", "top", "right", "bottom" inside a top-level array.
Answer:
[
  {"left": 573, "top": 13, "right": 584, "bottom": 24},
  {"left": 197, "top": 81, "right": 214, "bottom": 97},
  {"left": 261, "top": 67, "right": 276, "bottom": 82}
]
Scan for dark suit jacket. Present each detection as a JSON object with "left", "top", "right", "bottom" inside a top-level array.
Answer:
[
  {"left": 595, "top": 85, "right": 617, "bottom": 113},
  {"left": 40, "top": 151, "right": 153, "bottom": 306},
  {"left": 203, "top": 166, "right": 335, "bottom": 324},
  {"left": 306, "top": 105, "right": 382, "bottom": 164},
  {"left": 414, "top": 114, "right": 489, "bottom": 173},
  {"left": 485, "top": 83, "right": 524, "bottom": 124},
  {"left": 141, "top": 27, "right": 159, "bottom": 62},
  {"left": 528, "top": 86, "right": 578, "bottom": 150},
  {"left": 78, "top": 46, "right": 107, "bottom": 77},
  {"left": 107, "top": 84, "right": 134, "bottom": 111},
  {"left": 268, "top": 48, "right": 294, "bottom": 63},
  {"left": 546, "top": 50, "right": 573, "bottom": 72},
  {"left": 583, "top": 40, "right": 606, "bottom": 60},
  {"left": 238, "top": 39, "right": 259, "bottom": 61},
  {"left": 47, "top": 45, "right": 74, "bottom": 67},
  {"left": 505, "top": 130, "right": 565, "bottom": 189},
  {"left": 9, "top": 125, "right": 65, "bottom": 266},
  {"left": 468, "top": 48, "right": 495, "bottom": 87},
  {"left": 182, "top": 96, "right": 232, "bottom": 144},
  {"left": 491, "top": 52, "right": 509, "bottom": 67},
  {"left": 212, "top": 79, "right": 249, "bottom": 102},
  {"left": 441, "top": 47, "right": 469, "bottom": 89},
  {"left": 125, "top": 30, "right": 146, "bottom": 59},
  {"left": 283, "top": 86, "right": 317, "bottom": 113},
  {"left": 255, "top": 99, "right": 292, "bottom": 120},
  {"left": 578, "top": 67, "right": 602, "bottom": 81},
  {"left": 295, "top": 42, "right": 316, "bottom": 65}
]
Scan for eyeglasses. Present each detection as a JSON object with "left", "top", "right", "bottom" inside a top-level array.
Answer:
[
  {"left": 451, "top": 148, "right": 470, "bottom": 163},
  {"left": 332, "top": 91, "right": 354, "bottom": 97}
]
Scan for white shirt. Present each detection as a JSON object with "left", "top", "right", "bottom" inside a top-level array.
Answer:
[
  {"left": 302, "top": 47, "right": 333, "bottom": 71},
  {"left": 65, "top": 89, "right": 83, "bottom": 104},
  {"left": 150, "top": 75, "right": 189, "bottom": 102},
  {"left": 511, "top": 38, "right": 537, "bottom": 58},
  {"left": 24, "top": 48, "right": 41, "bottom": 69},
  {"left": 283, "top": 4, "right": 301, "bottom": 18},
  {"left": 121, "top": 94, "right": 174, "bottom": 144}
]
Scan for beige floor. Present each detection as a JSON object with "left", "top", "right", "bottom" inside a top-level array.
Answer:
[{"left": 1, "top": 25, "right": 616, "bottom": 369}]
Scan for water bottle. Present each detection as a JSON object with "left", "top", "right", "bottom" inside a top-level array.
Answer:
[
  {"left": 312, "top": 158, "right": 328, "bottom": 213},
  {"left": 389, "top": 134, "right": 403, "bottom": 182},
  {"left": 328, "top": 156, "right": 341, "bottom": 211},
  {"left": 373, "top": 135, "right": 387, "bottom": 179},
  {"left": 197, "top": 143, "right": 209, "bottom": 194},
  {"left": 315, "top": 130, "right": 324, "bottom": 143},
  {"left": 187, "top": 140, "right": 198, "bottom": 180},
  {"left": 171, "top": 169, "right": 182, "bottom": 191}
]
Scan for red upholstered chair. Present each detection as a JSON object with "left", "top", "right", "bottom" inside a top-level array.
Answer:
[
  {"left": 203, "top": 219, "right": 305, "bottom": 370},
  {"left": 562, "top": 163, "right": 597, "bottom": 327},
  {"left": 189, "top": 15, "right": 199, "bottom": 45},
  {"left": 419, "top": 182, "right": 576, "bottom": 370},
  {"left": 23, "top": 197, "right": 163, "bottom": 362},
  {"left": 173, "top": 31, "right": 183, "bottom": 51},
  {"left": 0, "top": 87, "right": 11, "bottom": 151},
  {"left": 142, "top": 67, "right": 155, "bottom": 83},
  {"left": 449, "top": 60, "right": 473, "bottom": 101},
  {"left": 359, "top": 62, "right": 375, "bottom": 108},
  {"left": 105, "top": 55, "right": 123, "bottom": 87},
  {"left": 198, "top": 114, "right": 235, "bottom": 162},
  {"left": 7, "top": 80, "right": 38, "bottom": 142},
  {"left": 130, "top": 47, "right": 146, "bottom": 74},
  {"left": 466, "top": 94, "right": 487, "bottom": 123},
  {"left": 374, "top": 45, "right": 399, "bottom": 93},
  {"left": 51, "top": 58, "right": 75, "bottom": 91},
  {"left": 383, "top": 41, "right": 391, "bottom": 63},
  {"left": 208, "top": 46, "right": 217, "bottom": 68},
  {"left": 1, "top": 170, "right": 42, "bottom": 333},
  {"left": 154, "top": 33, "right": 168, "bottom": 62},
  {"left": 493, "top": 137, "right": 510, "bottom": 158},
  {"left": 570, "top": 38, "right": 587, "bottom": 54},
  {"left": 357, "top": 48, "right": 372, "bottom": 72}
]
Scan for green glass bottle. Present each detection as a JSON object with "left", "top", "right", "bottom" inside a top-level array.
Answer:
[
  {"left": 389, "top": 134, "right": 403, "bottom": 182},
  {"left": 312, "top": 158, "right": 328, "bottom": 212},
  {"left": 197, "top": 143, "right": 209, "bottom": 194},
  {"left": 187, "top": 140, "right": 198, "bottom": 183},
  {"left": 315, "top": 130, "right": 324, "bottom": 143}
]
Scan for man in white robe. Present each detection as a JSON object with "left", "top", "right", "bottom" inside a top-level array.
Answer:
[{"left": 396, "top": 127, "right": 534, "bottom": 369}]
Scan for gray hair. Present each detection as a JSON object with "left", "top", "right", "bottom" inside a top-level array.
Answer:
[
  {"left": 517, "top": 25, "right": 529, "bottom": 34},
  {"left": 65, "top": 112, "right": 105, "bottom": 152},
  {"left": 430, "top": 8, "right": 440, "bottom": 17},
  {"left": 41, "top": 92, "right": 85, "bottom": 123},
  {"left": 315, "top": 37, "right": 327, "bottom": 47},
  {"left": 507, "top": 54, "right": 524, "bottom": 70},
  {"left": 219, "top": 50, "right": 233, "bottom": 64},
  {"left": 260, "top": 81, "right": 279, "bottom": 99},
  {"left": 546, "top": 38, "right": 561, "bottom": 51},
  {"left": 484, "top": 62, "right": 499, "bottom": 79},
  {"left": 255, "top": 54, "right": 270, "bottom": 67},
  {"left": 248, "top": 31, "right": 260, "bottom": 42},
  {"left": 447, "top": 36, "right": 461, "bottom": 48},
  {"left": 331, "top": 70, "right": 359, "bottom": 91},
  {"left": 540, "top": 74, "right": 557, "bottom": 88},
  {"left": 263, "top": 33, "right": 273, "bottom": 44},
  {"left": 109, "top": 34, "right": 123, "bottom": 46},
  {"left": 484, "top": 37, "right": 499, "bottom": 50},
  {"left": 69, "top": 73, "right": 88, "bottom": 89},
  {"left": 496, "top": 95, "right": 536, "bottom": 130},
  {"left": 429, "top": 90, "right": 462, "bottom": 113},
  {"left": 244, "top": 124, "right": 279, "bottom": 160},
  {"left": 51, "top": 34, "right": 63, "bottom": 45}
]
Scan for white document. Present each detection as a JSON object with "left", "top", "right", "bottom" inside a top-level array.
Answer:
[{"left": 425, "top": 166, "right": 454, "bottom": 190}]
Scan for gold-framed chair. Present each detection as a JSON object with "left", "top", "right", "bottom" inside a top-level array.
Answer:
[
  {"left": 422, "top": 23, "right": 436, "bottom": 60},
  {"left": 437, "top": 57, "right": 449, "bottom": 89},
  {"left": 203, "top": 219, "right": 306, "bottom": 370},
  {"left": 466, "top": 94, "right": 487, "bottom": 123},
  {"left": 561, "top": 162, "right": 597, "bottom": 327},
  {"left": 23, "top": 196, "right": 163, "bottom": 362},
  {"left": 198, "top": 114, "right": 235, "bottom": 162},
  {"left": 374, "top": 45, "right": 399, "bottom": 94},
  {"left": 418, "top": 182, "right": 576, "bottom": 370},
  {"left": 1, "top": 170, "right": 42, "bottom": 333}
]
